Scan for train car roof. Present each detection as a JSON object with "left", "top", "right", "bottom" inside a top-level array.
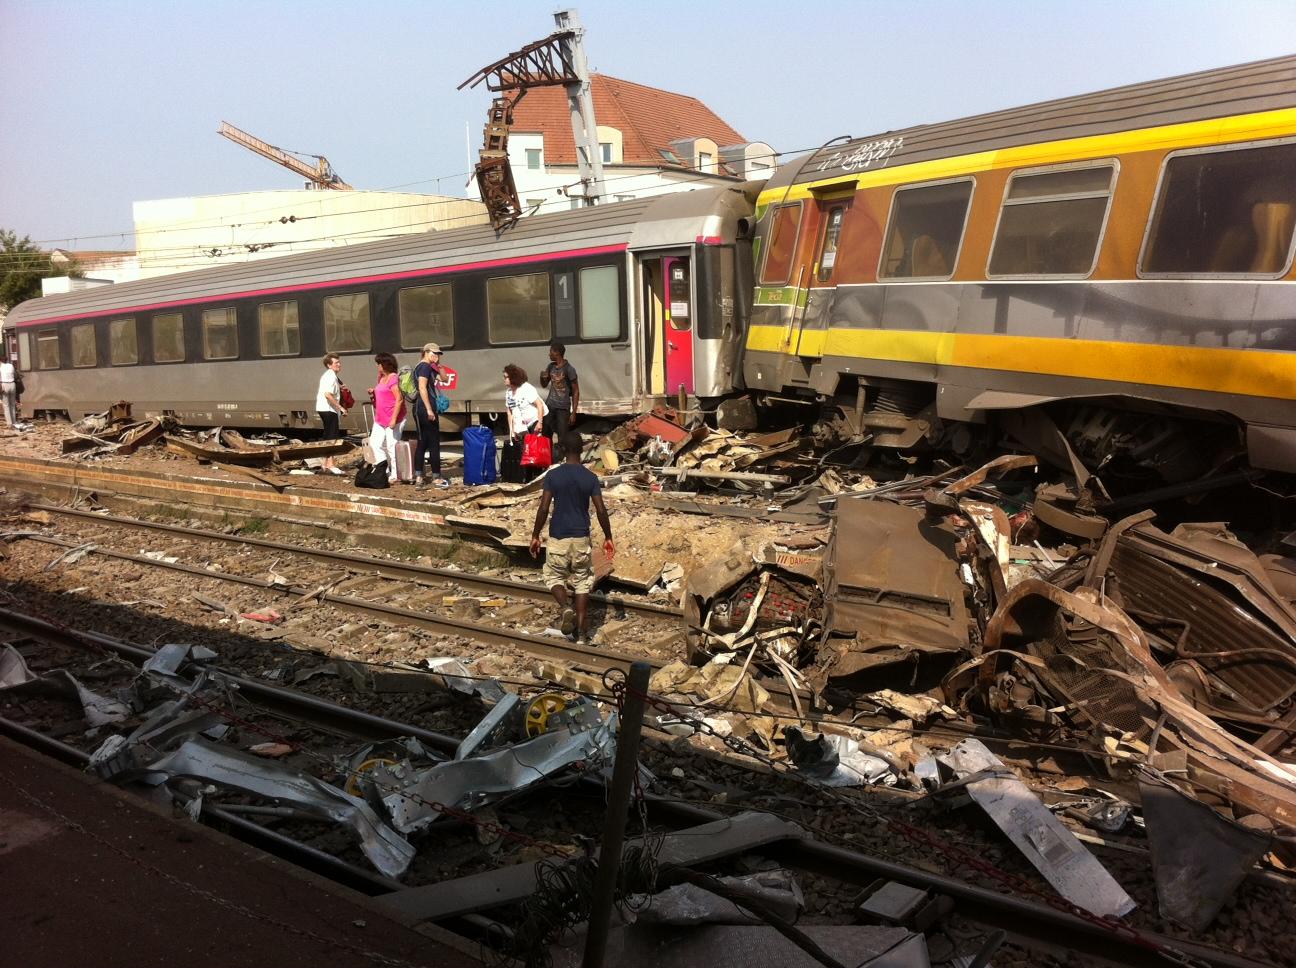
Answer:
[
  {"left": 769, "top": 54, "right": 1296, "bottom": 191},
  {"left": 5, "top": 184, "right": 756, "bottom": 327}
]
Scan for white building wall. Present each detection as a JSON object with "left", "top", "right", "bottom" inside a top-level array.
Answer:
[
  {"left": 507, "top": 131, "right": 742, "bottom": 216},
  {"left": 133, "top": 191, "right": 488, "bottom": 278}
]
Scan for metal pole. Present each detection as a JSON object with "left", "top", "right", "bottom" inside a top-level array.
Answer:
[{"left": 582, "top": 660, "right": 651, "bottom": 968}]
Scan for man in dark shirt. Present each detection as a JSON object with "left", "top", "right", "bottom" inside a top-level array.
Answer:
[
  {"left": 530, "top": 431, "right": 613, "bottom": 645},
  {"left": 539, "top": 342, "right": 579, "bottom": 443}
]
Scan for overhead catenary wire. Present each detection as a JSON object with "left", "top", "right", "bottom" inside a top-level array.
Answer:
[{"left": 15, "top": 141, "right": 805, "bottom": 253}]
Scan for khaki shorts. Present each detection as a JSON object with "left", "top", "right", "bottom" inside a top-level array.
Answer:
[{"left": 542, "top": 535, "right": 594, "bottom": 595}]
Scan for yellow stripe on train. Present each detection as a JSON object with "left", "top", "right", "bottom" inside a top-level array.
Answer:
[
  {"left": 759, "top": 107, "right": 1296, "bottom": 206},
  {"left": 745, "top": 324, "right": 1296, "bottom": 401}
]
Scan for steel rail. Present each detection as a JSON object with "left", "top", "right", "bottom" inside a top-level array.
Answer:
[
  {"left": 644, "top": 797, "right": 1270, "bottom": 968},
  {"left": 32, "top": 502, "right": 680, "bottom": 619},
  {"left": 16, "top": 532, "right": 666, "bottom": 676},
  {"left": 0, "top": 609, "right": 1274, "bottom": 968}
]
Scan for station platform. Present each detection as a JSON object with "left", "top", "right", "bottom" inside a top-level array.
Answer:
[{"left": 0, "top": 738, "right": 482, "bottom": 968}]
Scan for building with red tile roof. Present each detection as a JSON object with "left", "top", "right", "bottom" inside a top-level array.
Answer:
[{"left": 501, "top": 74, "right": 774, "bottom": 215}]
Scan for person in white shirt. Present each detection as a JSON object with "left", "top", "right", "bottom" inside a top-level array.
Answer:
[
  {"left": 0, "top": 358, "right": 17, "bottom": 428},
  {"left": 504, "top": 363, "right": 546, "bottom": 482},
  {"left": 314, "top": 354, "right": 346, "bottom": 475}
]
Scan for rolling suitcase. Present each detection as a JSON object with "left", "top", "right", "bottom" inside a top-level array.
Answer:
[
  {"left": 462, "top": 426, "right": 498, "bottom": 486},
  {"left": 500, "top": 436, "right": 525, "bottom": 484},
  {"left": 394, "top": 439, "right": 415, "bottom": 482}
]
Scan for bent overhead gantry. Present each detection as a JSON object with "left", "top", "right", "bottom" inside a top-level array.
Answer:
[{"left": 459, "top": 8, "right": 606, "bottom": 230}]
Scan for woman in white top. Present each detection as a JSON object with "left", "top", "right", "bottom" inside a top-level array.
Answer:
[
  {"left": 503, "top": 363, "right": 545, "bottom": 438},
  {"left": 0, "top": 357, "right": 17, "bottom": 428},
  {"left": 315, "top": 354, "right": 346, "bottom": 475}
]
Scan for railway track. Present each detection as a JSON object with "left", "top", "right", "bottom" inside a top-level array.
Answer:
[
  {"left": 0, "top": 609, "right": 1278, "bottom": 968},
  {"left": 29, "top": 503, "right": 680, "bottom": 620}
]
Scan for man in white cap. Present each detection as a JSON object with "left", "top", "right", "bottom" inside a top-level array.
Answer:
[{"left": 413, "top": 342, "right": 449, "bottom": 489}]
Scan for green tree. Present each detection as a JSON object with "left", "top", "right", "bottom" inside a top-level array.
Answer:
[{"left": 0, "top": 230, "right": 83, "bottom": 310}]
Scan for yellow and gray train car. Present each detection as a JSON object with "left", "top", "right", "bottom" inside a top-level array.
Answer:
[{"left": 743, "top": 56, "right": 1296, "bottom": 478}]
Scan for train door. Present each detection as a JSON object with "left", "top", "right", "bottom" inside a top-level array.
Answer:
[
  {"left": 664, "top": 256, "right": 694, "bottom": 396},
  {"left": 638, "top": 251, "right": 693, "bottom": 398}
]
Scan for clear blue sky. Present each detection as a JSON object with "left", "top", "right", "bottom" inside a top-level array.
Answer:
[{"left": 1, "top": 0, "right": 1292, "bottom": 248}]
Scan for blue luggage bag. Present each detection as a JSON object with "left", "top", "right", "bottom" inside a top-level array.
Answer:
[{"left": 462, "top": 426, "right": 498, "bottom": 485}]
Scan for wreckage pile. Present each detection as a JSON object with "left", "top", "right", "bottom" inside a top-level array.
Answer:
[{"left": 673, "top": 450, "right": 1296, "bottom": 933}]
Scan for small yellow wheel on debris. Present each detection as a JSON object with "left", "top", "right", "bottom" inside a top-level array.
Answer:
[
  {"left": 345, "top": 757, "right": 399, "bottom": 796},
  {"left": 525, "top": 693, "right": 568, "bottom": 737}
]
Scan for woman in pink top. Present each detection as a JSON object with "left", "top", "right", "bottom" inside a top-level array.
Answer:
[{"left": 367, "top": 353, "right": 404, "bottom": 483}]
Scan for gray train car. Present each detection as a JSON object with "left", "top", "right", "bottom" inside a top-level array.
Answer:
[
  {"left": 5, "top": 184, "right": 758, "bottom": 432},
  {"left": 742, "top": 56, "right": 1296, "bottom": 476}
]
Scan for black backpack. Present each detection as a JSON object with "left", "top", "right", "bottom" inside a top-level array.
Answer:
[{"left": 354, "top": 459, "right": 390, "bottom": 489}]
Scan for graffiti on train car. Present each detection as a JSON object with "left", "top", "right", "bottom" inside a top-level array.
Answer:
[{"left": 817, "top": 136, "right": 904, "bottom": 174}]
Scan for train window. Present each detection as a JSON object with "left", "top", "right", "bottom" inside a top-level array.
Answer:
[
  {"left": 109, "top": 317, "right": 138, "bottom": 366},
  {"left": 760, "top": 203, "right": 803, "bottom": 286},
  {"left": 817, "top": 206, "right": 847, "bottom": 282},
  {"left": 579, "top": 266, "right": 619, "bottom": 339},
  {"left": 1141, "top": 141, "right": 1296, "bottom": 277},
  {"left": 879, "top": 180, "right": 973, "bottom": 280},
  {"left": 399, "top": 284, "right": 454, "bottom": 350},
  {"left": 36, "top": 331, "right": 60, "bottom": 370},
  {"left": 323, "top": 293, "right": 371, "bottom": 353},
  {"left": 70, "top": 323, "right": 97, "bottom": 368},
  {"left": 487, "top": 273, "right": 552, "bottom": 344},
  {"left": 202, "top": 307, "right": 239, "bottom": 361},
  {"left": 988, "top": 164, "right": 1115, "bottom": 277},
  {"left": 153, "top": 313, "right": 185, "bottom": 363},
  {"left": 17, "top": 332, "right": 30, "bottom": 371},
  {"left": 258, "top": 301, "right": 300, "bottom": 357}
]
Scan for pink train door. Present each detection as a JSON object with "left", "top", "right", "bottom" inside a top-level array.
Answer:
[{"left": 663, "top": 256, "right": 693, "bottom": 396}]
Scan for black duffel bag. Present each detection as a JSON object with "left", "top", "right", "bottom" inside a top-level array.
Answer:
[{"left": 355, "top": 459, "right": 390, "bottom": 489}]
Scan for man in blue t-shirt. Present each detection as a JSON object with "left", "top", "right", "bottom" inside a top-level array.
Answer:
[{"left": 530, "top": 431, "right": 614, "bottom": 645}]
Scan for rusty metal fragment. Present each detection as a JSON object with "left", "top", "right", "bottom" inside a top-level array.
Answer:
[{"left": 811, "top": 501, "right": 969, "bottom": 690}]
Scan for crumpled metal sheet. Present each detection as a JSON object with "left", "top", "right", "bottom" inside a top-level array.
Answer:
[
  {"left": 0, "top": 644, "right": 35, "bottom": 687},
  {"left": 814, "top": 501, "right": 969, "bottom": 684},
  {"left": 0, "top": 645, "right": 130, "bottom": 728},
  {"left": 1103, "top": 522, "right": 1296, "bottom": 715},
  {"left": 637, "top": 869, "right": 805, "bottom": 926},
  {"left": 144, "top": 738, "right": 416, "bottom": 878},
  {"left": 941, "top": 738, "right": 1136, "bottom": 919},
  {"left": 375, "top": 703, "right": 617, "bottom": 834}
]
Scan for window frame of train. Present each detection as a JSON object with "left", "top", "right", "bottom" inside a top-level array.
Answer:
[
  {"left": 578, "top": 265, "right": 621, "bottom": 340},
  {"left": 152, "top": 313, "right": 186, "bottom": 364},
  {"left": 815, "top": 203, "right": 848, "bottom": 283},
  {"left": 257, "top": 300, "right": 301, "bottom": 358},
  {"left": 202, "top": 307, "right": 239, "bottom": 361},
  {"left": 109, "top": 317, "right": 138, "bottom": 366},
  {"left": 70, "top": 322, "right": 97, "bottom": 368},
  {"left": 398, "top": 283, "right": 454, "bottom": 350},
  {"left": 486, "top": 271, "right": 552, "bottom": 345},
  {"left": 877, "top": 177, "right": 976, "bottom": 281},
  {"left": 35, "top": 330, "right": 61, "bottom": 370},
  {"left": 1138, "top": 138, "right": 1296, "bottom": 279},
  {"left": 759, "top": 202, "right": 804, "bottom": 287},
  {"left": 986, "top": 160, "right": 1119, "bottom": 279},
  {"left": 323, "top": 292, "right": 372, "bottom": 354}
]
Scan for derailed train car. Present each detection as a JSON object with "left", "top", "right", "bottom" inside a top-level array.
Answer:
[
  {"left": 4, "top": 185, "right": 757, "bottom": 432},
  {"left": 742, "top": 56, "right": 1296, "bottom": 477}
]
